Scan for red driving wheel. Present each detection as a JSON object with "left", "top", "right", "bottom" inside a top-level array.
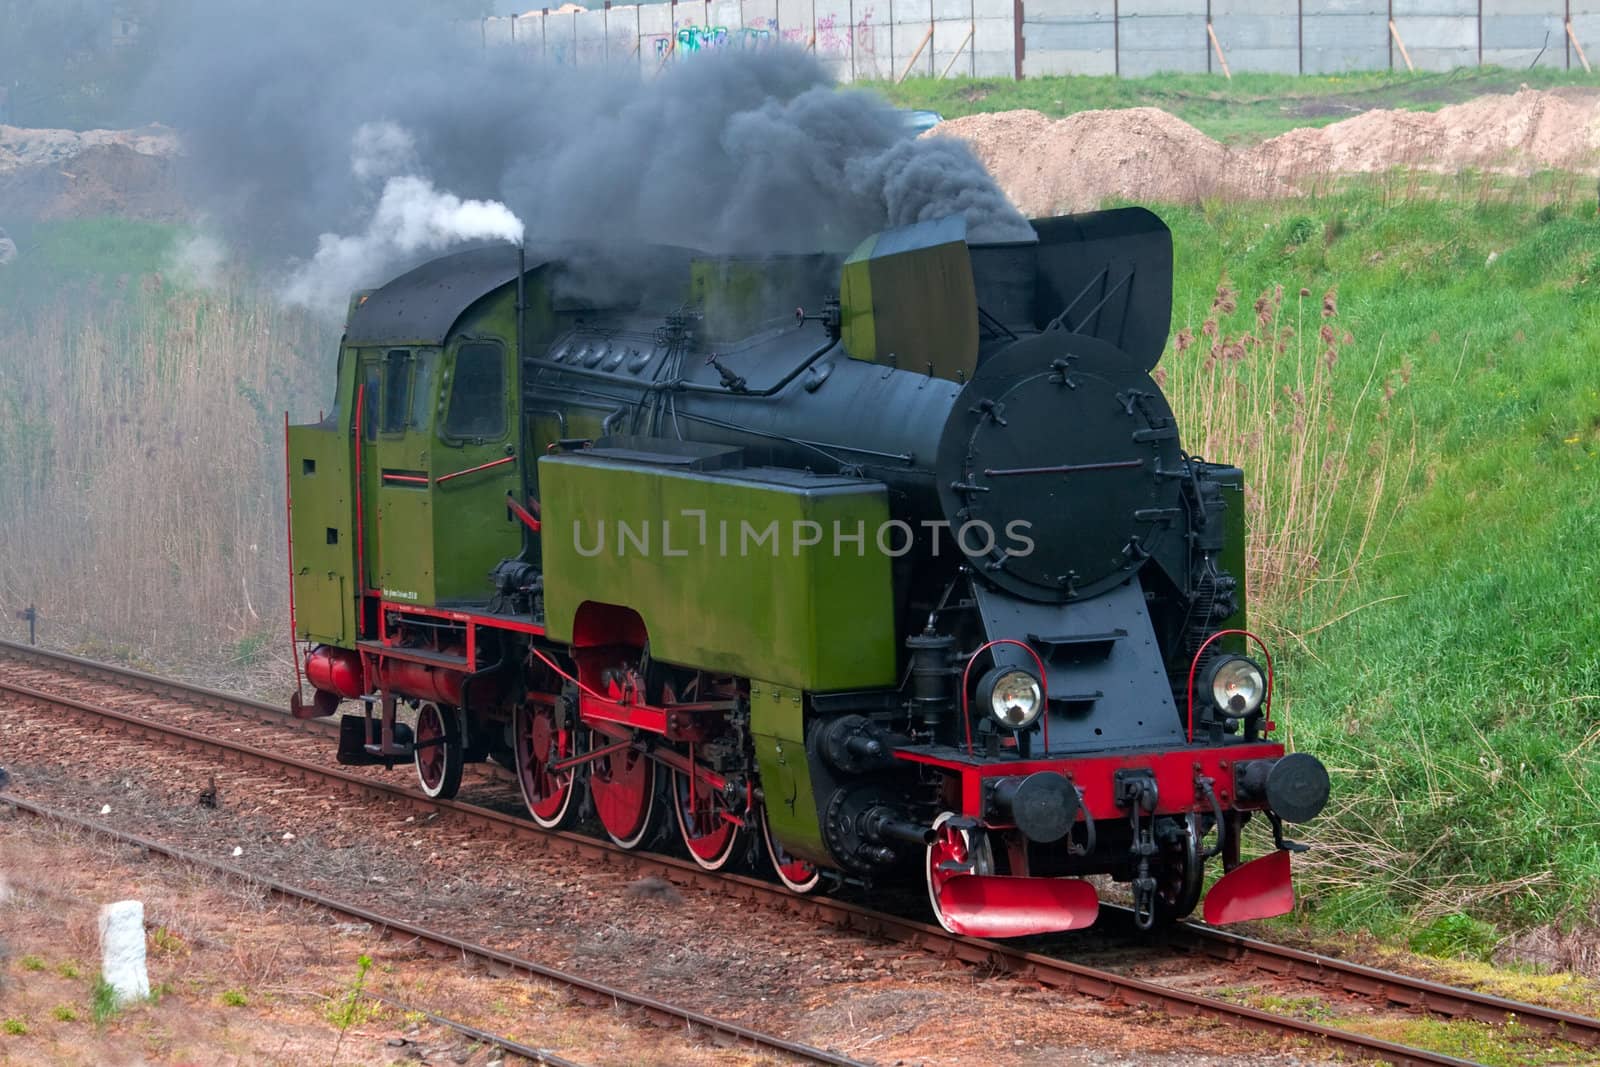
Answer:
[
  {"left": 761, "top": 806, "right": 822, "bottom": 894},
  {"left": 413, "top": 702, "right": 464, "bottom": 800},
  {"left": 672, "top": 767, "right": 741, "bottom": 871},
  {"left": 513, "top": 702, "right": 578, "bottom": 829},
  {"left": 588, "top": 730, "right": 658, "bottom": 849}
]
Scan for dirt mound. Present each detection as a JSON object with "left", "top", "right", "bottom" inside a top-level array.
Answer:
[
  {"left": 937, "top": 88, "right": 1600, "bottom": 215},
  {"left": 0, "top": 142, "right": 189, "bottom": 223},
  {"left": 0, "top": 124, "right": 178, "bottom": 173},
  {"left": 932, "top": 106, "right": 1289, "bottom": 217},
  {"left": 1248, "top": 87, "right": 1600, "bottom": 180},
  {"left": 0, "top": 124, "right": 186, "bottom": 223}
]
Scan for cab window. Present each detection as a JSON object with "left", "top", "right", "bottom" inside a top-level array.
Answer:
[
  {"left": 444, "top": 342, "right": 506, "bottom": 440},
  {"left": 381, "top": 349, "right": 411, "bottom": 434},
  {"left": 361, "top": 362, "right": 379, "bottom": 441},
  {"left": 410, "top": 350, "right": 435, "bottom": 430}
]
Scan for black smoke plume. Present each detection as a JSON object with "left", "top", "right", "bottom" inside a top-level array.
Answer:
[{"left": 135, "top": 0, "right": 1030, "bottom": 309}]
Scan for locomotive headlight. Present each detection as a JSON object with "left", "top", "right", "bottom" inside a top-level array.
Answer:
[
  {"left": 979, "top": 667, "right": 1044, "bottom": 730},
  {"left": 1207, "top": 655, "right": 1266, "bottom": 717}
]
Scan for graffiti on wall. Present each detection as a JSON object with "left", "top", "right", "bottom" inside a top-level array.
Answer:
[
  {"left": 649, "top": 21, "right": 775, "bottom": 56},
  {"left": 483, "top": 4, "right": 907, "bottom": 80}
]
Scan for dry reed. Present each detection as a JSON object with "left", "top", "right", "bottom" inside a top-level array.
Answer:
[
  {"left": 1159, "top": 279, "right": 1416, "bottom": 644},
  {"left": 0, "top": 280, "right": 332, "bottom": 672}
]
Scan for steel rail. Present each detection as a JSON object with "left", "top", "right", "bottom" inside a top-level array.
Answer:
[
  {"left": 2, "top": 797, "right": 867, "bottom": 1067},
  {"left": 0, "top": 668, "right": 1538, "bottom": 1065},
  {"left": 0, "top": 637, "right": 336, "bottom": 734},
  {"left": 1131, "top": 905, "right": 1600, "bottom": 1047},
  {"left": 358, "top": 991, "right": 587, "bottom": 1067},
  {"left": 362, "top": 991, "right": 588, "bottom": 1067},
  {"left": 6, "top": 652, "right": 1593, "bottom": 1062}
]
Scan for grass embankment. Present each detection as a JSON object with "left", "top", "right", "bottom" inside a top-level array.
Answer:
[
  {"left": 0, "top": 219, "right": 333, "bottom": 672},
  {"left": 880, "top": 66, "right": 1598, "bottom": 143},
  {"left": 1155, "top": 181, "right": 1600, "bottom": 947}
]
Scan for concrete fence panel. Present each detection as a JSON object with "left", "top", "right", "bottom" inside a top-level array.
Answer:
[
  {"left": 1300, "top": 0, "right": 1389, "bottom": 72},
  {"left": 1022, "top": 0, "right": 1118, "bottom": 76},
  {"left": 1481, "top": 0, "right": 1568, "bottom": 68},
  {"left": 973, "top": 0, "right": 1018, "bottom": 76},
  {"left": 1211, "top": 0, "right": 1301, "bottom": 73},
  {"left": 1390, "top": 0, "right": 1479, "bottom": 70},
  {"left": 1117, "top": 0, "right": 1211, "bottom": 75},
  {"left": 1576, "top": 1, "right": 1600, "bottom": 70}
]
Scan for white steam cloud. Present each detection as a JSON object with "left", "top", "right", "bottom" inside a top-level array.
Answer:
[
  {"left": 350, "top": 120, "right": 419, "bottom": 182},
  {"left": 283, "top": 124, "right": 524, "bottom": 312}
]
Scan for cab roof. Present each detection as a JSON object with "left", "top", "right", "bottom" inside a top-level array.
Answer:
[{"left": 343, "top": 245, "right": 527, "bottom": 347}]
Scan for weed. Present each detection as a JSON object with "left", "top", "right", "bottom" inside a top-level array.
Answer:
[
  {"left": 219, "top": 989, "right": 247, "bottom": 1007},
  {"left": 2, "top": 1019, "right": 25, "bottom": 1035},
  {"left": 1284, "top": 216, "right": 1318, "bottom": 247},
  {"left": 1354, "top": 1018, "right": 1587, "bottom": 1066},
  {"left": 1411, "top": 914, "right": 1499, "bottom": 962},
  {"left": 228, "top": 632, "right": 271, "bottom": 668},
  {"left": 326, "top": 954, "right": 374, "bottom": 1061},
  {"left": 51, "top": 1005, "right": 78, "bottom": 1022},
  {"left": 147, "top": 926, "right": 186, "bottom": 957},
  {"left": 89, "top": 977, "right": 120, "bottom": 1024},
  {"left": 55, "top": 960, "right": 81, "bottom": 980},
  {"left": 18, "top": 955, "right": 44, "bottom": 972},
  {"left": 149, "top": 982, "right": 174, "bottom": 1004}
]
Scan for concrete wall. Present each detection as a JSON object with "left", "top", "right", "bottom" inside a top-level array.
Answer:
[{"left": 481, "top": 0, "right": 1600, "bottom": 80}]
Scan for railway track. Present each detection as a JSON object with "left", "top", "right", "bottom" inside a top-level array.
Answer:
[
  {"left": 4, "top": 638, "right": 1598, "bottom": 1065},
  {"left": 1, "top": 796, "right": 863, "bottom": 1067}
]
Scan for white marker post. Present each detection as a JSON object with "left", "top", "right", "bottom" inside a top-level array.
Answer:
[{"left": 99, "top": 900, "right": 150, "bottom": 1004}]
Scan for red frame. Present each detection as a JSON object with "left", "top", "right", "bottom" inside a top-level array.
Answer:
[{"left": 893, "top": 741, "right": 1285, "bottom": 822}]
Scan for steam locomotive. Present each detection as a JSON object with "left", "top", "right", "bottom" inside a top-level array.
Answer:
[{"left": 285, "top": 207, "right": 1330, "bottom": 936}]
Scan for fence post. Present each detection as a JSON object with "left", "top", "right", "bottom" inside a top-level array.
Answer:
[
  {"left": 1389, "top": 18, "right": 1414, "bottom": 70},
  {"left": 1014, "top": 0, "right": 1025, "bottom": 78},
  {"left": 898, "top": 23, "right": 936, "bottom": 80}
]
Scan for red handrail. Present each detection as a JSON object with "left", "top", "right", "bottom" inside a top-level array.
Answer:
[
  {"left": 960, "top": 638, "right": 1051, "bottom": 756},
  {"left": 353, "top": 384, "right": 367, "bottom": 602},
  {"left": 283, "top": 411, "right": 303, "bottom": 704},
  {"left": 436, "top": 454, "right": 516, "bottom": 484},
  {"left": 1185, "top": 628, "right": 1274, "bottom": 743}
]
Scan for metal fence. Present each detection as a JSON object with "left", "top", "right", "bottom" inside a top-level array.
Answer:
[{"left": 481, "top": 0, "right": 1596, "bottom": 79}]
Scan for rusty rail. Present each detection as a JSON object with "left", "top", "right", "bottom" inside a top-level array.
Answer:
[
  {"left": 4, "top": 642, "right": 1597, "bottom": 1063},
  {"left": 2, "top": 796, "right": 869, "bottom": 1067}
]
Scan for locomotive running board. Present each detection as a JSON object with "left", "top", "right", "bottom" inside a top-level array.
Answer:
[
  {"left": 934, "top": 875, "right": 1100, "bottom": 938},
  {"left": 1202, "top": 850, "right": 1294, "bottom": 926}
]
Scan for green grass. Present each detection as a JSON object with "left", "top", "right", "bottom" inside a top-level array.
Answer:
[
  {"left": 1151, "top": 180, "right": 1600, "bottom": 933},
  {"left": 89, "top": 977, "right": 121, "bottom": 1024},
  {"left": 0, "top": 218, "right": 184, "bottom": 300},
  {"left": 877, "top": 66, "right": 1600, "bottom": 143},
  {"left": 1353, "top": 1017, "right": 1590, "bottom": 1066}
]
